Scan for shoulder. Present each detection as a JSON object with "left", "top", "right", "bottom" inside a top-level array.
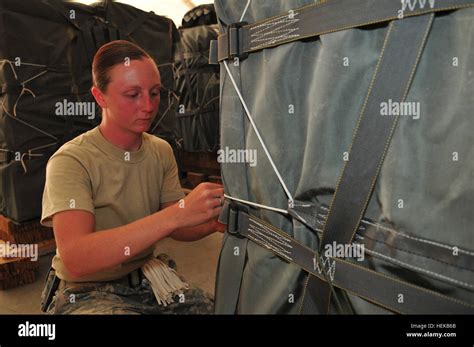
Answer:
[{"left": 48, "top": 129, "right": 98, "bottom": 170}]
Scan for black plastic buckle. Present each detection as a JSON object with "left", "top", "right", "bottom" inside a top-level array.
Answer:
[
  {"left": 227, "top": 21, "right": 248, "bottom": 61},
  {"left": 128, "top": 269, "right": 142, "bottom": 288},
  {"left": 227, "top": 204, "right": 244, "bottom": 237}
]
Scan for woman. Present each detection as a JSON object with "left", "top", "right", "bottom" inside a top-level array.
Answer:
[{"left": 40, "top": 40, "right": 225, "bottom": 314}]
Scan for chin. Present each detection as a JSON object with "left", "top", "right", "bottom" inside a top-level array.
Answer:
[
  {"left": 133, "top": 125, "right": 150, "bottom": 134},
  {"left": 130, "top": 120, "right": 152, "bottom": 133}
]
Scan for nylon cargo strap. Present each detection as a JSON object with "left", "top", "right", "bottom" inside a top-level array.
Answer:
[
  {"left": 224, "top": 206, "right": 473, "bottom": 314},
  {"left": 210, "top": 0, "right": 474, "bottom": 64},
  {"left": 214, "top": 200, "right": 249, "bottom": 314},
  {"left": 299, "top": 13, "right": 435, "bottom": 314}
]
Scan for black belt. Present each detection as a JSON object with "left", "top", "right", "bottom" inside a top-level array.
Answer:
[
  {"left": 126, "top": 268, "right": 143, "bottom": 288},
  {"left": 110, "top": 268, "right": 143, "bottom": 288},
  {"left": 40, "top": 267, "right": 143, "bottom": 313}
]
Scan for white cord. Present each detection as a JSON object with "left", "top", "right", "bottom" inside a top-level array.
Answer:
[
  {"left": 223, "top": 0, "right": 294, "bottom": 212},
  {"left": 239, "top": 0, "right": 252, "bottom": 22},
  {"left": 223, "top": 61, "right": 294, "bottom": 206},
  {"left": 224, "top": 194, "right": 288, "bottom": 215}
]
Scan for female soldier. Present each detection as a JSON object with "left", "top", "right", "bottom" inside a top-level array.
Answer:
[{"left": 40, "top": 40, "right": 225, "bottom": 314}]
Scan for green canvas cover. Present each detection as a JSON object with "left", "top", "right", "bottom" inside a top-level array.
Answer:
[{"left": 214, "top": 0, "right": 474, "bottom": 314}]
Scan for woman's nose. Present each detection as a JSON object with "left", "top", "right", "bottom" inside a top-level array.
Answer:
[{"left": 141, "top": 94, "right": 154, "bottom": 113}]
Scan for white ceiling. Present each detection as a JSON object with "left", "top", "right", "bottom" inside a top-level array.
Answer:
[{"left": 74, "top": 0, "right": 213, "bottom": 26}]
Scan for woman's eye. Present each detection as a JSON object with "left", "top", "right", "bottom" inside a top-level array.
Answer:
[
  {"left": 151, "top": 91, "right": 160, "bottom": 97},
  {"left": 127, "top": 93, "right": 139, "bottom": 98}
]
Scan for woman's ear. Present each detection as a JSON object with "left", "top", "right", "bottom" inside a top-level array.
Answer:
[{"left": 91, "top": 86, "right": 107, "bottom": 108}]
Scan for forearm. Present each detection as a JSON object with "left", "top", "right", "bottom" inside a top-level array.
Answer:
[
  {"left": 170, "top": 219, "right": 218, "bottom": 241},
  {"left": 63, "top": 207, "right": 179, "bottom": 279}
]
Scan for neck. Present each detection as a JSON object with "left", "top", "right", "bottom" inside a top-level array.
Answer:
[{"left": 99, "top": 116, "right": 143, "bottom": 151}]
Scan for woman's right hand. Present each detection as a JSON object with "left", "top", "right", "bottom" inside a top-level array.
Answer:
[{"left": 173, "top": 182, "right": 224, "bottom": 228}]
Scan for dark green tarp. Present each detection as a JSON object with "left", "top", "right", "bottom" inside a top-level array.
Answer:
[
  {"left": 175, "top": 24, "right": 220, "bottom": 152},
  {"left": 0, "top": 0, "right": 178, "bottom": 222}
]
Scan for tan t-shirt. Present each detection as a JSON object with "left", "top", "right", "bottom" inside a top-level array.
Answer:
[{"left": 41, "top": 127, "right": 185, "bottom": 282}]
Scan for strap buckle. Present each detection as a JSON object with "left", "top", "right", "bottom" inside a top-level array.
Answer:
[
  {"left": 227, "top": 21, "right": 248, "bottom": 61},
  {"left": 227, "top": 203, "right": 245, "bottom": 238},
  {"left": 218, "top": 22, "right": 249, "bottom": 62}
]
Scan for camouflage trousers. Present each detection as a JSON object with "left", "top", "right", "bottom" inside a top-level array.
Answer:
[{"left": 41, "top": 255, "right": 214, "bottom": 315}]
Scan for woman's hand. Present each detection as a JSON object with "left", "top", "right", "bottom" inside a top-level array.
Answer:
[{"left": 173, "top": 182, "right": 224, "bottom": 229}]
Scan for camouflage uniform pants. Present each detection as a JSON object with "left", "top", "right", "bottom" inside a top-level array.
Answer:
[{"left": 41, "top": 255, "right": 214, "bottom": 315}]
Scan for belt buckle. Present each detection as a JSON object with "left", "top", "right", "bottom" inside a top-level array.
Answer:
[{"left": 128, "top": 269, "right": 142, "bottom": 288}]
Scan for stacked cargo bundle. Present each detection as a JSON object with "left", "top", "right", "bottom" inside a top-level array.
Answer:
[
  {"left": 213, "top": 0, "right": 474, "bottom": 314},
  {"left": 175, "top": 4, "right": 220, "bottom": 153},
  {"left": 0, "top": 0, "right": 179, "bottom": 224},
  {"left": 174, "top": 4, "right": 222, "bottom": 189},
  {"left": 0, "top": 0, "right": 179, "bottom": 289}
]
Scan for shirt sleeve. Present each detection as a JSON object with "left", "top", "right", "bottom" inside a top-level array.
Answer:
[
  {"left": 160, "top": 142, "right": 185, "bottom": 203},
  {"left": 41, "top": 153, "right": 95, "bottom": 227}
]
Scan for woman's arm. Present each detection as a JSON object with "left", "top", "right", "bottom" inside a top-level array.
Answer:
[{"left": 53, "top": 182, "right": 224, "bottom": 279}]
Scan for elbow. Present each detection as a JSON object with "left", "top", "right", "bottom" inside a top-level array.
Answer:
[
  {"left": 60, "top": 248, "right": 89, "bottom": 280},
  {"left": 62, "top": 259, "right": 84, "bottom": 280}
]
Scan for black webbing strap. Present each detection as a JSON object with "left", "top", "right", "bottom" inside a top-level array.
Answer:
[
  {"left": 300, "top": 13, "right": 435, "bottom": 314},
  {"left": 229, "top": 208, "right": 473, "bottom": 314},
  {"left": 108, "top": 26, "right": 119, "bottom": 41},
  {"left": 122, "top": 11, "right": 154, "bottom": 37},
  {"left": 211, "top": 0, "right": 474, "bottom": 64},
  {"left": 79, "top": 27, "right": 97, "bottom": 66},
  {"left": 93, "top": 25, "right": 107, "bottom": 49},
  {"left": 45, "top": 0, "right": 81, "bottom": 30},
  {"left": 215, "top": 201, "right": 249, "bottom": 314}
]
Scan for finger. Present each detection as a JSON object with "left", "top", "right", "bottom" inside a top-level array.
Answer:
[
  {"left": 210, "top": 187, "right": 225, "bottom": 198},
  {"left": 199, "top": 182, "right": 223, "bottom": 190},
  {"left": 210, "top": 205, "right": 223, "bottom": 218},
  {"left": 209, "top": 196, "right": 223, "bottom": 208},
  {"left": 214, "top": 221, "right": 226, "bottom": 232}
]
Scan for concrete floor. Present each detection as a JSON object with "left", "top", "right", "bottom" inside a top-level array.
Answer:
[{"left": 0, "top": 233, "right": 223, "bottom": 314}]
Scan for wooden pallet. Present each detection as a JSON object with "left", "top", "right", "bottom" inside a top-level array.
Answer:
[
  {"left": 0, "top": 216, "right": 54, "bottom": 244},
  {"left": 0, "top": 255, "right": 40, "bottom": 290},
  {"left": 0, "top": 218, "right": 56, "bottom": 290},
  {"left": 0, "top": 239, "right": 56, "bottom": 290}
]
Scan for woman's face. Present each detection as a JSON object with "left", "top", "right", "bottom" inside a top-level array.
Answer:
[{"left": 95, "top": 57, "right": 161, "bottom": 134}]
